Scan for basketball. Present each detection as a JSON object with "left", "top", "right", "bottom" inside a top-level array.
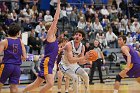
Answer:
[{"left": 88, "top": 50, "right": 98, "bottom": 62}]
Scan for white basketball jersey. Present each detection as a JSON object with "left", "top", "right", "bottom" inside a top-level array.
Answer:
[{"left": 61, "top": 40, "right": 83, "bottom": 65}]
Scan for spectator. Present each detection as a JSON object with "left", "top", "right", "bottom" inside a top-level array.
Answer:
[
  {"left": 66, "top": 3, "right": 73, "bottom": 21},
  {"left": 131, "top": 18, "right": 140, "bottom": 33},
  {"left": 44, "top": 10, "right": 53, "bottom": 22},
  {"left": 38, "top": 28, "right": 47, "bottom": 42},
  {"left": 100, "top": 5, "right": 109, "bottom": 16},
  {"left": 93, "top": 18, "right": 103, "bottom": 32},
  {"left": 119, "top": 23, "right": 126, "bottom": 35},
  {"left": 119, "top": 0, "right": 127, "bottom": 15},
  {"left": 126, "top": 32, "right": 133, "bottom": 45},
  {"left": 22, "top": 18, "right": 33, "bottom": 32},
  {"left": 77, "top": 10, "right": 85, "bottom": 21},
  {"left": 96, "top": 30, "right": 107, "bottom": 48},
  {"left": 77, "top": 17, "right": 86, "bottom": 30},
  {"left": 121, "top": 15, "right": 128, "bottom": 26},
  {"left": 11, "top": 10, "right": 18, "bottom": 22},
  {"left": 85, "top": 8, "right": 94, "bottom": 21},
  {"left": 60, "top": 7, "right": 69, "bottom": 24},
  {"left": 106, "top": 26, "right": 118, "bottom": 48},
  {"left": 70, "top": 10, "right": 78, "bottom": 31},
  {"left": 4, "top": 15, "right": 13, "bottom": 26},
  {"left": 28, "top": 34, "right": 41, "bottom": 55},
  {"left": 84, "top": 22, "right": 94, "bottom": 40},
  {"left": 126, "top": 20, "right": 133, "bottom": 34},
  {"left": 35, "top": 22, "right": 46, "bottom": 34},
  {"left": 0, "top": 2, "right": 8, "bottom": 13},
  {"left": 37, "top": 12, "right": 44, "bottom": 22},
  {"left": 0, "top": 26, "right": 5, "bottom": 41},
  {"left": 31, "top": 55, "right": 40, "bottom": 80}
]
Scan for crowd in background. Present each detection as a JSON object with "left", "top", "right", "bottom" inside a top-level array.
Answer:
[{"left": 0, "top": 0, "right": 140, "bottom": 55}]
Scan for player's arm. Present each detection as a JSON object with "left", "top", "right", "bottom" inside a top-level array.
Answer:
[
  {"left": 101, "top": 51, "right": 105, "bottom": 64},
  {"left": 0, "top": 39, "right": 7, "bottom": 62},
  {"left": 0, "top": 40, "right": 6, "bottom": 54},
  {"left": 79, "top": 45, "right": 89, "bottom": 64},
  {"left": 66, "top": 42, "right": 87, "bottom": 63},
  {"left": 47, "top": 0, "right": 60, "bottom": 42},
  {"left": 20, "top": 40, "right": 27, "bottom": 61},
  {"left": 121, "top": 46, "right": 131, "bottom": 71}
]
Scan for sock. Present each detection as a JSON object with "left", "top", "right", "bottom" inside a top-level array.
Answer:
[
  {"left": 113, "top": 89, "right": 118, "bottom": 93},
  {"left": 58, "top": 89, "right": 61, "bottom": 92},
  {"left": 65, "top": 89, "right": 68, "bottom": 92}
]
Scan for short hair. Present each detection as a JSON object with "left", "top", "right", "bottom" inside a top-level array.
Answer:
[
  {"left": 8, "top": 23, "right": 21, "bottom": 37},
  {"left": 74, "top": 30, "right": 85, "bottom": 38},
  {"left": 118, "top": 35, "right": 127, "bottom": 43},
  {"left": 58, "top": 37, "right": 68, "bottom": 44}
]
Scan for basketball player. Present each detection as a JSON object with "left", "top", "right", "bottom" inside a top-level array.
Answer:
[
  {"left": 23, "top": 0, "right": 60, "bottom": 93},
  {"left": 59, "top": 30, "right": 90, "bottom": 93},
  {"left": 57, "top": 38, "right": 70, "bottom": 93},
  {"left": 0, "top": 23, "right": 26, "bottom": 93},
  {"left": 113, "top": 35, "right": 140, "bottom": 93}
]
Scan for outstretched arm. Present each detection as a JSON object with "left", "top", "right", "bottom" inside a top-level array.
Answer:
[{"left": 47, "top": 0, "right": 60, "bottom": 42}]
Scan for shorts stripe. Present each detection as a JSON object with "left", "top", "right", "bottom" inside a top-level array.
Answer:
[
  {"left": 43, "top": 57, "right": 50, "bottom": 75},
  {"left": 0, "top": 64, "right": 4, "bottom": 77}
]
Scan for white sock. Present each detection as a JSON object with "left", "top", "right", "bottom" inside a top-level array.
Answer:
[
  {"left": 65, "top": 89, "right": 68, "bottom": 92},
  {"left": 58, "top": 89, "right": 61, "bottom": 92},
  {"left": 113, "top": 89, "right": 118, "bottom": 93}
]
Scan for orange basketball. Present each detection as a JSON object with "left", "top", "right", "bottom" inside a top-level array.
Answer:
[{"left": 88, "top": 50, "right": 98, "bottom": 62}]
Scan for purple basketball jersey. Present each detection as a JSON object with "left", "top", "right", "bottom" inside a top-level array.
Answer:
[
  {"left": 123, "top": 45, "right": 140, "bottom": 64},
  {"left": 38, "top": 40, "right": 58, "bottom": 79},
  {"left": 2, "top": 38, "right": 22, "bottom": 65},
  {"left": 123, "top": 45, "right": 140, "bottom": 78}
]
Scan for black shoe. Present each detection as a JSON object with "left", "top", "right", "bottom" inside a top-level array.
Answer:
[
  {"left": 65, "top": 92, "right": 68, "bottom": 93},
  {"left": 58, "top": 92, "right": 61, "bottom": 93},
  {"left": 100, "top": 81, "right": 105, "bottom": 83},
  {"left": 89, "top": 82, "right": 94, "bottom": 85}
]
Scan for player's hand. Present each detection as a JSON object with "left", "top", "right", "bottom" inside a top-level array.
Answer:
[
  {"left": 80, "top": 59, "right": 89, "bottom": 64},
  {"left": 119, "top": 70, "right": 127, "bottom": 78},
  {"left": 22, "top": 56, "right": 26, "bottom": 62},
  {"left": 103, "top": 59, "right": 105, "bottom": 64},
  {"left": 85, "top": 52, "right": 90, "bottom": 60}
]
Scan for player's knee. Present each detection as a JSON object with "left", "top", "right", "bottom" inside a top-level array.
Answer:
[
  {"left": 10, "top": 85, "right": 18, "bottom": 93},
  {"left": 115, "top": 74, "right": 122, "bottom": 82},
  {"left": 58, "top": 73, "right": 63, "bottom": 79},
  {"left": 72, "top": 75, "right": 78, "bottom": 82},
  {"left": 48, "top": 80, "right": 54, "bottom": 87}
]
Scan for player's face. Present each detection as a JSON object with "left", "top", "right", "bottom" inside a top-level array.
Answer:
[
  {"left": 74, "top": 33, "right": 83, "bottom": 43},
  {"left": 118, "top": 37, "right": 125, "bottom": 47}
]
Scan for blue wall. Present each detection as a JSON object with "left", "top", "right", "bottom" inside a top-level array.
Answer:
[{"left": 40, "top": 0, "right": 51, "bottom": 10}]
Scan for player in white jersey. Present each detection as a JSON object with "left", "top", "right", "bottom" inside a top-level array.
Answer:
[{"left": 59, "top": 30, "right": 90, "bottom": 93}]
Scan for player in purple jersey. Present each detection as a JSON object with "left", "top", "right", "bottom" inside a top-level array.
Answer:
[
  {"left": 113, "top": 35, "right": 140, "bottom": 93},
  {"left": 23, "top": 0, "right": 60, "bottom": 93},
  {"left": 0, "top": 23, "right": 26, "bottom": 93}
]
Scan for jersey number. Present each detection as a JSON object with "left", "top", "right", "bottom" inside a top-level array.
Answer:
[{"left": 13, "top": 44, "right": 18, "bottom": 53}]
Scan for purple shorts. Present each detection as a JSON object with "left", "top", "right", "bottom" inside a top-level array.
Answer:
[
  {"left": 38, "top": 57, "right": 54, "bottom": 79},
  {"left": 127, "top": 64, "right": 140, "bottom": 78},
  {"left": 0, "top": 64, "right": 21, "bottom": 84}
]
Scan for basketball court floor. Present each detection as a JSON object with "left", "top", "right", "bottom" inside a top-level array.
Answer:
[{"left": 1, "top": 78, "right": 140, "bottom": 93}]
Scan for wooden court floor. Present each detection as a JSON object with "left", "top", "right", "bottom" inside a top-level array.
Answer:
[{"left": 1, "top": 79, "right": 140, "bottom": 93}]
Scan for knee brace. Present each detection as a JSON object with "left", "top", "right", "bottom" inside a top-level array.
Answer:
[{"left": 115, "top": 74, "right": 122, "bottom": 82}]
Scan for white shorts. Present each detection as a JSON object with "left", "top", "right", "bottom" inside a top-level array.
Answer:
[{"left": 59, "top": 61, "right": 80, "bottom": 74}]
